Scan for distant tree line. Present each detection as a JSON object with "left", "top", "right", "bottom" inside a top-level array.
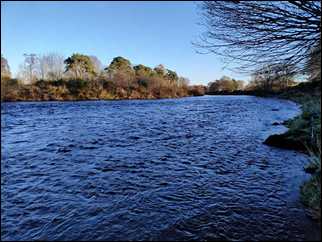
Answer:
[
  {"left": 206, "top": 71, "right": 297, "bottom": 94},
  {"left": 1, "top": 53, "right": 203, "bottom": 101},
  {"left": 245, "top": 63, "right": 298, "bottom": 92},
  {"left": 207, "top": 76, "right": 244, "bottom": 93},
  {"left": 206, "top": 46, "right": 321, "bottom": 94}
]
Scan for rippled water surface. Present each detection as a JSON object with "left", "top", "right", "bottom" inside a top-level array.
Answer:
[{"left": 1, "top": 96, "right": 320, "bottom": 241}]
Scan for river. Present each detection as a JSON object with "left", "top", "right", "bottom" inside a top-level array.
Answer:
[{"left": 1, "top": 95, "right": 320, "bottom": 241}]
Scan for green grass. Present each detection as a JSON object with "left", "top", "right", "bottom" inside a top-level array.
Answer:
[
  {"left": 301, "top": 175, "right": 321, "bottom": 209},
  {"left": 283, "top": 96, "right": 321, "bottom": 152},
  {"left": 301, "top": 138, "right": 321, "bottom": 220},
  {"left": 278, "top": 83, "right": 321, "bottom": 220},
  {"left": 301, "top": 172, "right": 321, "bottom": 220}
]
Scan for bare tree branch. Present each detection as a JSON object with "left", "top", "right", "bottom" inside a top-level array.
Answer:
[{"left": 194, "top": 1, "right": 321, "bottom": 74}]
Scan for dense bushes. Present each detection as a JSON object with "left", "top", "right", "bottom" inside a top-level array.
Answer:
[
  {"left": 207, "top": 76, "right": 244, "bottom": 93},
  {"left": 1, "top": 73, "right": 194, "bottom": 101},
  {"left": 188, "top": 85, "right": 206, "bottom": 96},
  {"left": 1, "top": 55, "right": 205, "bottom": 101},
  {"left": 66, "top": 79, "right": 89, "bottom": 94}
]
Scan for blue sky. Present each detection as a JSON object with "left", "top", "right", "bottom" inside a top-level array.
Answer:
[{"left": 1, "top": 1, "right": 249, "bottom": 85}]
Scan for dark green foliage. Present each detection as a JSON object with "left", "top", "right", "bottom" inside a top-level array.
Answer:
[
  {"left": 105, "top": 56, "right": 133, "bottom": 74},
  {"left": 64, "top": 53, "right": 96, "bottom": 78},
  {"left": 137, "top": 79, "right": 148, "bottom": 88},
  {"left": 133, "top": 64, "right": 154, "bottom": 77},
  {"left": 166, "top": 69, "right": 178, "bottom": 82},
  {"left": 301, "top": 174, "right": 321, "bottom": 219},
  {"left": 66, "top": 79, "right": 89, "bottom": 95},
  {"left": 50, "top": 79, "right": 66, "bottom": 87}
]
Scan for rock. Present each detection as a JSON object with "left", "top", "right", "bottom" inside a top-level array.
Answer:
[
  {"left": 271, "top": 108, "right": 279, "bottom": 111},
  {"left": 272, "top": 122, "right": 281, "bottom": 126},
  {"left": 304, "top": 163, "right": 319, "bottom": 174},
  {"left": 263, "top": 134, "right": 307, "bottom": 151}
]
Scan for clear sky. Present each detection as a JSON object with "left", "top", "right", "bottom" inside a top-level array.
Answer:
[{"left": 1, "top": 1, "right": 250, "bottom": 85}]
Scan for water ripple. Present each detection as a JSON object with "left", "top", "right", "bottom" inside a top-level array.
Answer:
[{"left": 1, "top": 96, "right": 320, "bottom": 241}]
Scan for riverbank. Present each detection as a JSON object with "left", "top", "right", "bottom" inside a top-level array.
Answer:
[
  {"left": 1, "top": 78, "right": 207, "bottom": 102},
  {"left": 262, "top": 82, "right": 320, "bottom": 153},
  {"left": 272, "top": 82, "right": 321, "bottom": 221}
]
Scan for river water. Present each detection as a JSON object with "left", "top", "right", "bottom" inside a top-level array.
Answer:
[{"left": 1, "top": 96, "right": 320, "bottom": 241}]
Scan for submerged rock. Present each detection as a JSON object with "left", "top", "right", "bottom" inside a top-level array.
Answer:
[{"left": 263, "top": 134, "right": 307, "bottom": 151}]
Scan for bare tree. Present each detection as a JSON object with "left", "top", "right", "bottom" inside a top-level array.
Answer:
[
  {"left": 38, "top": 53, "right": 65, "bottom": 80},
  {"left": 305, "top": 40, "right": 321, "bottom": 81},
  {"left": 250, "top": 63, "right": 297, "bottom": 91},
  {"left": 1, "top": 55, "right": 11, "bottom": 79},
  {"left": 38, "top": 55, "right": 49, "bottom": 80},
  {"left": 23, "top": 53, "right": 38, "bottom": 83},
  {"left": 195, "top": 1, "right": 321, "bottom": 73}
]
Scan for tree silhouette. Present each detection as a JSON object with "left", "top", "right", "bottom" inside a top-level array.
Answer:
[{"left": 196, "top": 1, "right": 321, "bottom": 73}]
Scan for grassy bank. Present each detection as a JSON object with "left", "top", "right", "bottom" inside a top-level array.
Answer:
[{"left": 279, "top": 83, "right": 321, "bottom": 220}]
